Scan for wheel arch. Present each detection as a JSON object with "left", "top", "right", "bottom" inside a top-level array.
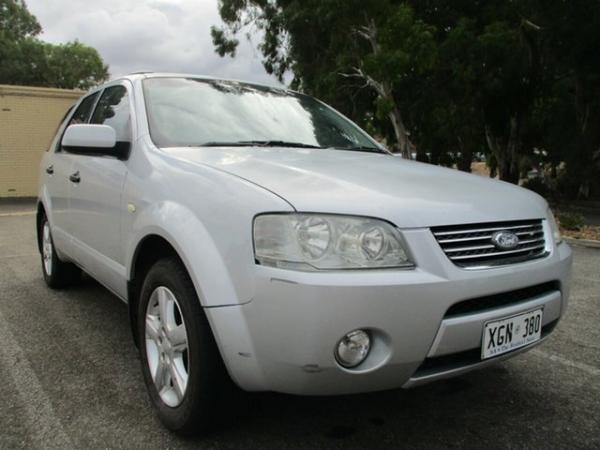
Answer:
[
  {"left": 127, "top": 233, "right": 183, "bottom": 347},
  {"left": 36, "top": 201, "right": 46, "bottom": 254},
  {"left": 126, "top": 223, "right": 240, "bottom": 343},
  {"left": 125, "top": 201, "right": 244, "bottom": 308},
  {"left": 36, "top": 185, "right": 52, "bottom": 254},
  {"left": 126, "top": 232, "right": 252, "bottom": 390},
  {"left": 123, "top": 200, "right": 257, "bottom": 377}
]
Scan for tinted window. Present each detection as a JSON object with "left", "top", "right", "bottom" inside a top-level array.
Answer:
[
  {"left": 142, "top": 77, "right": 377, "bottom": 150},
  {"left": 90, "top": 85, "right": 131, "bottom": 142},
  {"left": 58, "top": 92, "right": 99, "bottom": 151},
  {"left": 68, "top": 92, "right": 100, "bottom": 126}
]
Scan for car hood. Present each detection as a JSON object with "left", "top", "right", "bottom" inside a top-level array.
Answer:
[{"left": 165, "top": 146, "right": 548, "bottom": 228}]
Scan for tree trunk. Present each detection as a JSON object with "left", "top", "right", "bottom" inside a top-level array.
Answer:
[
  {"left": 485, "top": 120, "right": 520, "bottom": 183},
  {"left": 573, "top": 73, "right": 594, "bottom": 199},
  {"left": 457, "top": 151, "right": 473, "bottom": 172},
  {"left": 388, "top": 105, "right": 411, "bottom": 159},
  {"left": 503, "top": 116, "right": 521, "bottom": 183},
  {"left": 456, "top": 136, "right": 472, "bottom": 172},
  {"left": 481, "top": 21, "right": 542, "bottom": 185},
  {"left": 352, "top": 17, "right": 414, "bottom": 159},
  {"left": 489, "top": 159, "right": 498, "bottom": 178}
]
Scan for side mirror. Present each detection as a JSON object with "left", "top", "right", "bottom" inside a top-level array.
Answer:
[{"left": 62, "top": 124, "right": 129, "bottom": 159}]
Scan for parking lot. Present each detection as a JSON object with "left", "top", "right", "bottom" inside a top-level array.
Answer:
[{"left": 1, "top": 206, "right": 599, "bottom": 449}]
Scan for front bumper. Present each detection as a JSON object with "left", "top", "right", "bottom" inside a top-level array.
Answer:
[{"left": 206, "top": 230, "right": 572, "bottom": 395}]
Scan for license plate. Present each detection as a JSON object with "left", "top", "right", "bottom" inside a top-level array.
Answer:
[{"left": 482, "top": 309, "right": 543, "bottom": 360}]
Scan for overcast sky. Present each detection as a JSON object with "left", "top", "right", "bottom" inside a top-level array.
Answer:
[{"left": 26, "top": 0, "right": 282, "bottom": 86}]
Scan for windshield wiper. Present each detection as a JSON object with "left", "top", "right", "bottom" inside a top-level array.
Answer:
[
  {"left": 198, "top": 140, "right": 324, "bottom": 149},
  {"left": 188, "top": 141, "right": 386, "bottom": 152},
  {"left": 330, "top": 146, "right": 388, "bottom": 154}
]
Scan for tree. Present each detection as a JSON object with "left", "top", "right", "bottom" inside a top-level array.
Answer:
[
  {"left": 0, "top": 0, "right": 109, "bottom": 89},
  {"left": 211, "top": 1, "right": 534, "bottom": 175},
  {"left": 413, "top": 1, "right": 548, "bottom": 182},
  {"left": 0, "top": 0, "right": 40, "bottom": 40},
  {"left": 212, "top": 0, "right": 600, "bottom": 195},
  {"left": 212, "top": 0, "right": 437, "bottom": 159},
  {"left": 409, "top": 4, "right": 487, "bottom": 172},
  {"left": 44, "top": 41, "right": 109, "bottom": 90},
  {"left": 534, "top": 0, "right": 600, "bottom": 198}
]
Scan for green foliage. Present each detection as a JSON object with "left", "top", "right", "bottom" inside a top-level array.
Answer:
[
  {"left": 536, "top": 0, "right": 600, "bottom": 199},
  {"left": 0, "top": 0, "right": 41, "bottom": 39},
  {"left": 44, "top": 41, "right": 109, "bottom": 90},
  {"left": 0, "top": 0, "right": 108, "bottom": 89},
  {"left": 556, "top": 212, "right": 585, "bottom": 231},
  {"left": 210, "top": 0, "right": 600, "bottom": 197},
  {"left": 210, "top": 27, "right": 239, "bottom": 57}
]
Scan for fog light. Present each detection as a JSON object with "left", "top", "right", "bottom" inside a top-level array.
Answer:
[{"left": 335, "top": 330, "right": 371, "bottom": 368}]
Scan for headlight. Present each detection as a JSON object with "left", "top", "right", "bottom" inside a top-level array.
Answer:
[
  {"left": 253, "top": 213, "right": 414, "bottom": 270},
  {"left": 547, "top": 209, "right": 562, "bottom": 245}
]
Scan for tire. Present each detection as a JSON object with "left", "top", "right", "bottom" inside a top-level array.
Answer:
[
  {"left": 39, "top": 214, "right": 81, "bottom": 289},
  {"left": 137, "top": 257, "right": 234, "bottom": 434}
]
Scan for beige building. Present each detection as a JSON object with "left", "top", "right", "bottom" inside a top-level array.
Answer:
[{"left": 0, "top": 84, "right": 83, "bottom": 198}]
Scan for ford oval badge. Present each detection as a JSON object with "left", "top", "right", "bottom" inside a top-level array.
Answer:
[{"left": 491, "top": 230, "right": 520, "bottom": 250}]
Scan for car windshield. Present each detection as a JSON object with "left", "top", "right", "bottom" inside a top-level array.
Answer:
[{"left": 142, "top": 77, "right": 382, "bottom": 151}]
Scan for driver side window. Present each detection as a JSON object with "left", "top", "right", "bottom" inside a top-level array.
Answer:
[
  {"left": 69, "top": 92, "right": 100, "bottom": 125},
  {"left": 90, "top": 85, "right": 131, "bottom": 143},
  {"left": 56, "top": 92, "right": 99, "bottom": 152}
]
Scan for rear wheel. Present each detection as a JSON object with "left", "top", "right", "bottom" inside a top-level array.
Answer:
[
  {"left": 137, "top": 257, "right": 233, "bottom": 434},
  {"left": 40, "top": 215, "right": 80, "bottom": 288}
]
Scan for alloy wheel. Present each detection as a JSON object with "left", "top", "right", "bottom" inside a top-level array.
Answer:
[
  {"left": 145, "top": 286, "right": 190, "bottom": 407},
  {"left": 42, "top": 221, "right": 53, "bottom": 276}
]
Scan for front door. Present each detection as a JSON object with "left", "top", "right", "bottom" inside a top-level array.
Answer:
[
  {"left": 63, "top": 83, "right": 133, "bottom": 298},
  {"left": 45, "top": 91, "right": 100, "bottom": 257}
]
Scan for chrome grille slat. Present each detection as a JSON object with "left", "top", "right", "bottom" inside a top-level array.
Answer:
[
  {"left": 444, "top": 237, "right": 545, "bottom": 253},
  {"left": 436, "top": 229, "right": 543, "bottom": 244},
  {"left": 437, "top": 230, "right": 543, "bottom": 244},
  {"left": 445, "top": 243, "right": 495, "bottom": 252},
  {"left": 432, "top": 223, "right": 543, "bottom": 236},
  {"left": 431, "top": 219, "right": 547, "bottom": 268},
  {"left": 512, "top": 237, "right": 545, "bottom": 246},
  {"left": 448, "top": 243, "right": 546, "bottom": 261}
]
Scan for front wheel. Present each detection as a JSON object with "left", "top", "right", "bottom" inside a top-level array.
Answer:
[
  {"left": 137, "top": 257, "right": 234, "bottom": 434},
  {"left": 39, "top": 215, "right": 80, "bottom": 288}
]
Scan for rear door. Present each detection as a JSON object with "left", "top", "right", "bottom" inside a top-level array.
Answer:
[
  {"left": 64, "top": 82, "right": 133, "bottom": 298},
  {"left": 43, "top": 92, "right": 100, "bottom": 257}
]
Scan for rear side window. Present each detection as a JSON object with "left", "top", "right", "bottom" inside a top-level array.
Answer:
[{"left": 90, "top": 85, "right": 131, "bottom": 142}]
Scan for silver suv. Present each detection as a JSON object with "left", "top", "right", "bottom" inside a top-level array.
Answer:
[{"left": 38, "top": 73, "right": 573, "bottom": 434}]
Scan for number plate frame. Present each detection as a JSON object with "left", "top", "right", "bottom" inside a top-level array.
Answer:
[{"left": 481, "top": 308, "right": 543, "bottom": 360}]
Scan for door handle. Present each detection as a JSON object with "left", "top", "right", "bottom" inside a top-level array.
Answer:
[
  {"left": 46, "top": 165, "right": 54, "bottom": 175},
  {"left": 69, "top": 171, "right": 81, "bottom": 183}
]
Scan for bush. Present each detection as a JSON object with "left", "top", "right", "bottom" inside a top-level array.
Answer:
[{"left": 557, "top": 211, "right": 585, "bottom": 231}]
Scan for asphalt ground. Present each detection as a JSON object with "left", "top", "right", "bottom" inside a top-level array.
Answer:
[{"left": 1, "top": 208, "right": 599, "bottom": 449}]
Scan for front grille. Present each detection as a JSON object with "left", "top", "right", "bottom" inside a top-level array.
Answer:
[
  {"left": 444, "top": 281, "right": 560, "bottom": 318},
  {"left": 431, "top": 219, "right": 547, "bottom": 268}
]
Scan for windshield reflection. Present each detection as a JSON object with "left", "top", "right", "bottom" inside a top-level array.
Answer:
[{"left": 143, "top": 77, "right": 380, "bottom": 151}]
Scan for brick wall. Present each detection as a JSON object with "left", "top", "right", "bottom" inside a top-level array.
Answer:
[{"left": 0, "top": 84, "right": 83, "bottom": 197}]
